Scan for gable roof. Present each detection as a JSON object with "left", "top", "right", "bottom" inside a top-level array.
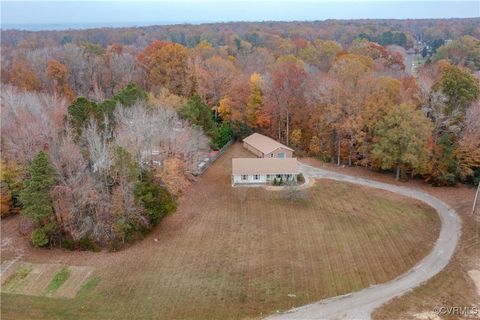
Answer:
[
  {"left": 232, "top": 158, "right": 299, "bottom": 175},
  {"left": 242, "top": 133, "right": 294, "bottom": 154}
]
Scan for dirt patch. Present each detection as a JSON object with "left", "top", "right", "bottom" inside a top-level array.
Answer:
[
  {"left": 53, "top": 266, "right": 94, "bottom": 298},
  {"left": 468, "top": 270, "right": 480, "bottom": 296}
]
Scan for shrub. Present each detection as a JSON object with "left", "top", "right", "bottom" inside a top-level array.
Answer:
[
  {"left": 134, "top": 177, "right": 176, "bottom": 225},
  {"left": 297, "top": 173, "right": 305, "bottom": 184},
  {"left": 273, "top": 177, "right": 277, "bottom": 186},
  {"left": 30, "top": 228, "right": 49, "bottom": 247},
  {"left": 212, "top": 122, "right": 233, "bottom": 150},
  {"left": 61, "top": 239, "right": 75, "bottom": 250},
  {"left": 30, "top": 222, "right": 56, "bottom": 247},
  {"left": 79, "top": 237, "right": 100, "bottom": 252}
]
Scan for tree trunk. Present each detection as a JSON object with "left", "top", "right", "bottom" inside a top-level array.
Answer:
[
  {"left": 286, "top": 111, "right": 290, "bottom": 145},
  {"left": 337, "top": 136, "right": 341, "bottom": 166},
  {"left": 348, "top": 142, "right": 353, "bottom": 166},
  {"left": 396, "top": 166, "right": 400, "bottom": 180}
]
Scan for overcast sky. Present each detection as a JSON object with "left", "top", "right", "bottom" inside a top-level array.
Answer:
[{"left": 2, "top": 1, "right": 479, "bottom": 29}]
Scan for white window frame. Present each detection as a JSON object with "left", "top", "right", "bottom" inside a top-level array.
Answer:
[
  {"left": 253, "top": 174, "right": 260, "bottom": 180},
  {"left": 241, "top": 175, "right": 248, "bottom": 181}
]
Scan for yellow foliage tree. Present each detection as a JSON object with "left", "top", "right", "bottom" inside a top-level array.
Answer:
[{"left": 218, "top": 95, "right": 232, "bottom": 121}]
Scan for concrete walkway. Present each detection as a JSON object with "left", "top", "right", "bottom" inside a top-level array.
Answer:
[{"left": 266, "top": 163, "right": 461, "bottom": 320}]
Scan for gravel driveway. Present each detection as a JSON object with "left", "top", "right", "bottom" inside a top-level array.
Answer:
[{"left": 266, "top": 163, "right": 461, "bottom": 320}]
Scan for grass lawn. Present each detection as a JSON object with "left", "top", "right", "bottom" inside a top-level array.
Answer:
[{"left": 1, "top": 143, "right": 440, "bottom": 320}]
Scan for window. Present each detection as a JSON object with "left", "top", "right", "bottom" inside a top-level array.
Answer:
[
  {"left": 270, "top": 153, "right": 274, "bottom": 157},
  {"left": 254, "top": 174, "right": 260, "bottom": 180},
  {"left": 267, "top": 174, "right": 270, "bottom": 179},
  {"left": 278, "top": 152, "right": 285, "bottom": 158},
  {"left": 241, "top": 175, "right": 248, "bottom": 180}
]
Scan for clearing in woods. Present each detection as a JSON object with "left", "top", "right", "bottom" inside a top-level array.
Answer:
[{"left": 1, "top": 143, "right": 440, "bottom": 319}]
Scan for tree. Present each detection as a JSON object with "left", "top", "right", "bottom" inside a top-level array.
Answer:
[
  {"left": 196, "top": 55, "right": 238, "bottom": 109},
  {"left": 9, "top": 58, "right": 41, "bottom": 91},
  {"left": 0, "top": 160, "right": 25, "bottom": 215},
  {"left": 426, "top": 133, "right": 459, "bottom": 186},
  {"left": 436, "top": 35, "right": 480, "bottom": 70},
  {"left": 47, "top": 59, "right": 75, "bottom": 101},
  {"left": 181, "top": 95, "right": 216, "bottom": 134},
  {"left": 372, "top": 104, "right": 433, "bottom": 180},
  {"left": 246, "top": 73, "right": 268, "bottom": 128},
  {"left": 434, "top": 65, "right": 480, "bottom": 114},
  {"left": 1, "top": 86, "right": 68, "bottom": 163},
  {"left": 19, "top": 151, "right": 57, "bottom": 246},
  {"left": 134, "top": 172, "right": 176, "bottom": 225},
  {"left": 309, "top": 136, "right": 321, "bottom": 155},
  {"left": 212, "top": 122, "right": 233, "bottom": 150},
  {"left": 138, "top": 40, "right": 190, "bottom": 95},
  {"left": 265, "top": 56, "right": 307, "bottom": 145},
  {"left": 218, "top": 95, "right": 232, "bottom": 121},
  {"left": 299, "top": 39, "right": 342, "bottom": 71}
]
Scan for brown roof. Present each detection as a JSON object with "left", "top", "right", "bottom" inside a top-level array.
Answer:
[
  {"left": 243, "top": 133, "right": 294, "bottom": 154},
  {"left": 232, "top": 158, "right": 299, "bottom": 175}
]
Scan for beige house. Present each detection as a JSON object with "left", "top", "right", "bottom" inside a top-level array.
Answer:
[
  {"left": 232, "top": 158, "right": 299, "bottom": 185},
  {"left": 232, "top": 133, "right": 299, "bottom": 186},
  {"left": 243, "top": 133, "right": 294, "bottom": 158}
]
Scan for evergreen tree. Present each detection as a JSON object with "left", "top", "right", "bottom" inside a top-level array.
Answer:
[
  {"left": 180, "top": 95, "right": 216, "bottom": 134},
  {"left": 19, "top": 151, "right": 57, "bottom": 246}
]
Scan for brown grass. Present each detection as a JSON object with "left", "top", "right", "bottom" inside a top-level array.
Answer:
[{"left": 1, "top": 143, "right": 440, "bottom": 320}]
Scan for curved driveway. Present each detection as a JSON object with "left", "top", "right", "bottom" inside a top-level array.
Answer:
[{"left": 266, "top": 163, "right": 461, "bottom": 320}]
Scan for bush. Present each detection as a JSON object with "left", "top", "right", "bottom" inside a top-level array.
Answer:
[
  {"left": 30, "top": 222, "right": 56, "bottom": 247},
  {"left": 61, "top": 239, "right": 75, "bottom": 250},
  {"left": 30, "top": 228, "right": 49, "bottom": 247},
  {"left": 297, "top": 173, "right": 305, "bottom": 184},
  {"left": 273, "top": 178, "right": 277, "bottom": 186},
  {"left": 79, "top": 237, "right": 100, "bottom": 252},
  {"left": 212, "top": 122, "right": 233, "bottom": 150},
  {"left": 134, "top": 179, "right": 176, "bottom": 226}
]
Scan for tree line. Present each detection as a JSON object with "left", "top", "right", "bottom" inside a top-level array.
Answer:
[{"left": 1, "top": 20, "right": 479, "bottom": 248}]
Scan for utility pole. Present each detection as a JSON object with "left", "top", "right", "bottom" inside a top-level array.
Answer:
[{"left": 473, "top": 183, "right": 480, "bottom": 215}]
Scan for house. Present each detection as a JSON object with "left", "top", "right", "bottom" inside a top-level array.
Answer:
[
  {"left": 242, "top": 133, "right": 294, "bottom": 158},
  {"left": 232, "top": 157, "right": 299, "bottom": 185}
]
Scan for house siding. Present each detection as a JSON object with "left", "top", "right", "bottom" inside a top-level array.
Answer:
[
  {"left": 232, "top": 173, "right": 298, "bottom": 185},
  {"left": 266, "top": 147, "right": 293, "bottom": 158}
]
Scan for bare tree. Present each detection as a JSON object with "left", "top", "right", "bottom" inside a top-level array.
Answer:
[
  {"left": 113, "top": 100, "right": 210, "bottom": 173},
  {"left": 0, "top": 85, "right": 68, "bottom": 163}
]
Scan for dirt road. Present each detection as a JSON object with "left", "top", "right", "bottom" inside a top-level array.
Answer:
[{"left": 266, "top": 163, "right": 461, "bottom": 320}]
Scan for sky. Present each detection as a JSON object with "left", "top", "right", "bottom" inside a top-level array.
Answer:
[{"left": 1, "top": 1, "right": 479, "bottom": 30}]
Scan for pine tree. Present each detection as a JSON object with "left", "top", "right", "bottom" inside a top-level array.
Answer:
[{"left": 20, "top": 151, "right": 57, "bottom": 246}]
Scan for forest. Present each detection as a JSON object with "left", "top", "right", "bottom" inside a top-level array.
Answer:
[{"left": 1, "top": 18, "right": 479, "bottom": 249}]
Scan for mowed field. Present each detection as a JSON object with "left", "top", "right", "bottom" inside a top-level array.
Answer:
[{"left": 1, "top": 143, "right": 440, "bottom": 320}]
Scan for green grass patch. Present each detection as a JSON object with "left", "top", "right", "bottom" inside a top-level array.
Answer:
[
  {"left": 76, "top": 276, "right": 100, "bottom": 299},
  {"left": 46, "top": 267, "right": 70, "bottom": 294},
  {"left": 4, "top": 265, "right": 32, "bottom": 291}
]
